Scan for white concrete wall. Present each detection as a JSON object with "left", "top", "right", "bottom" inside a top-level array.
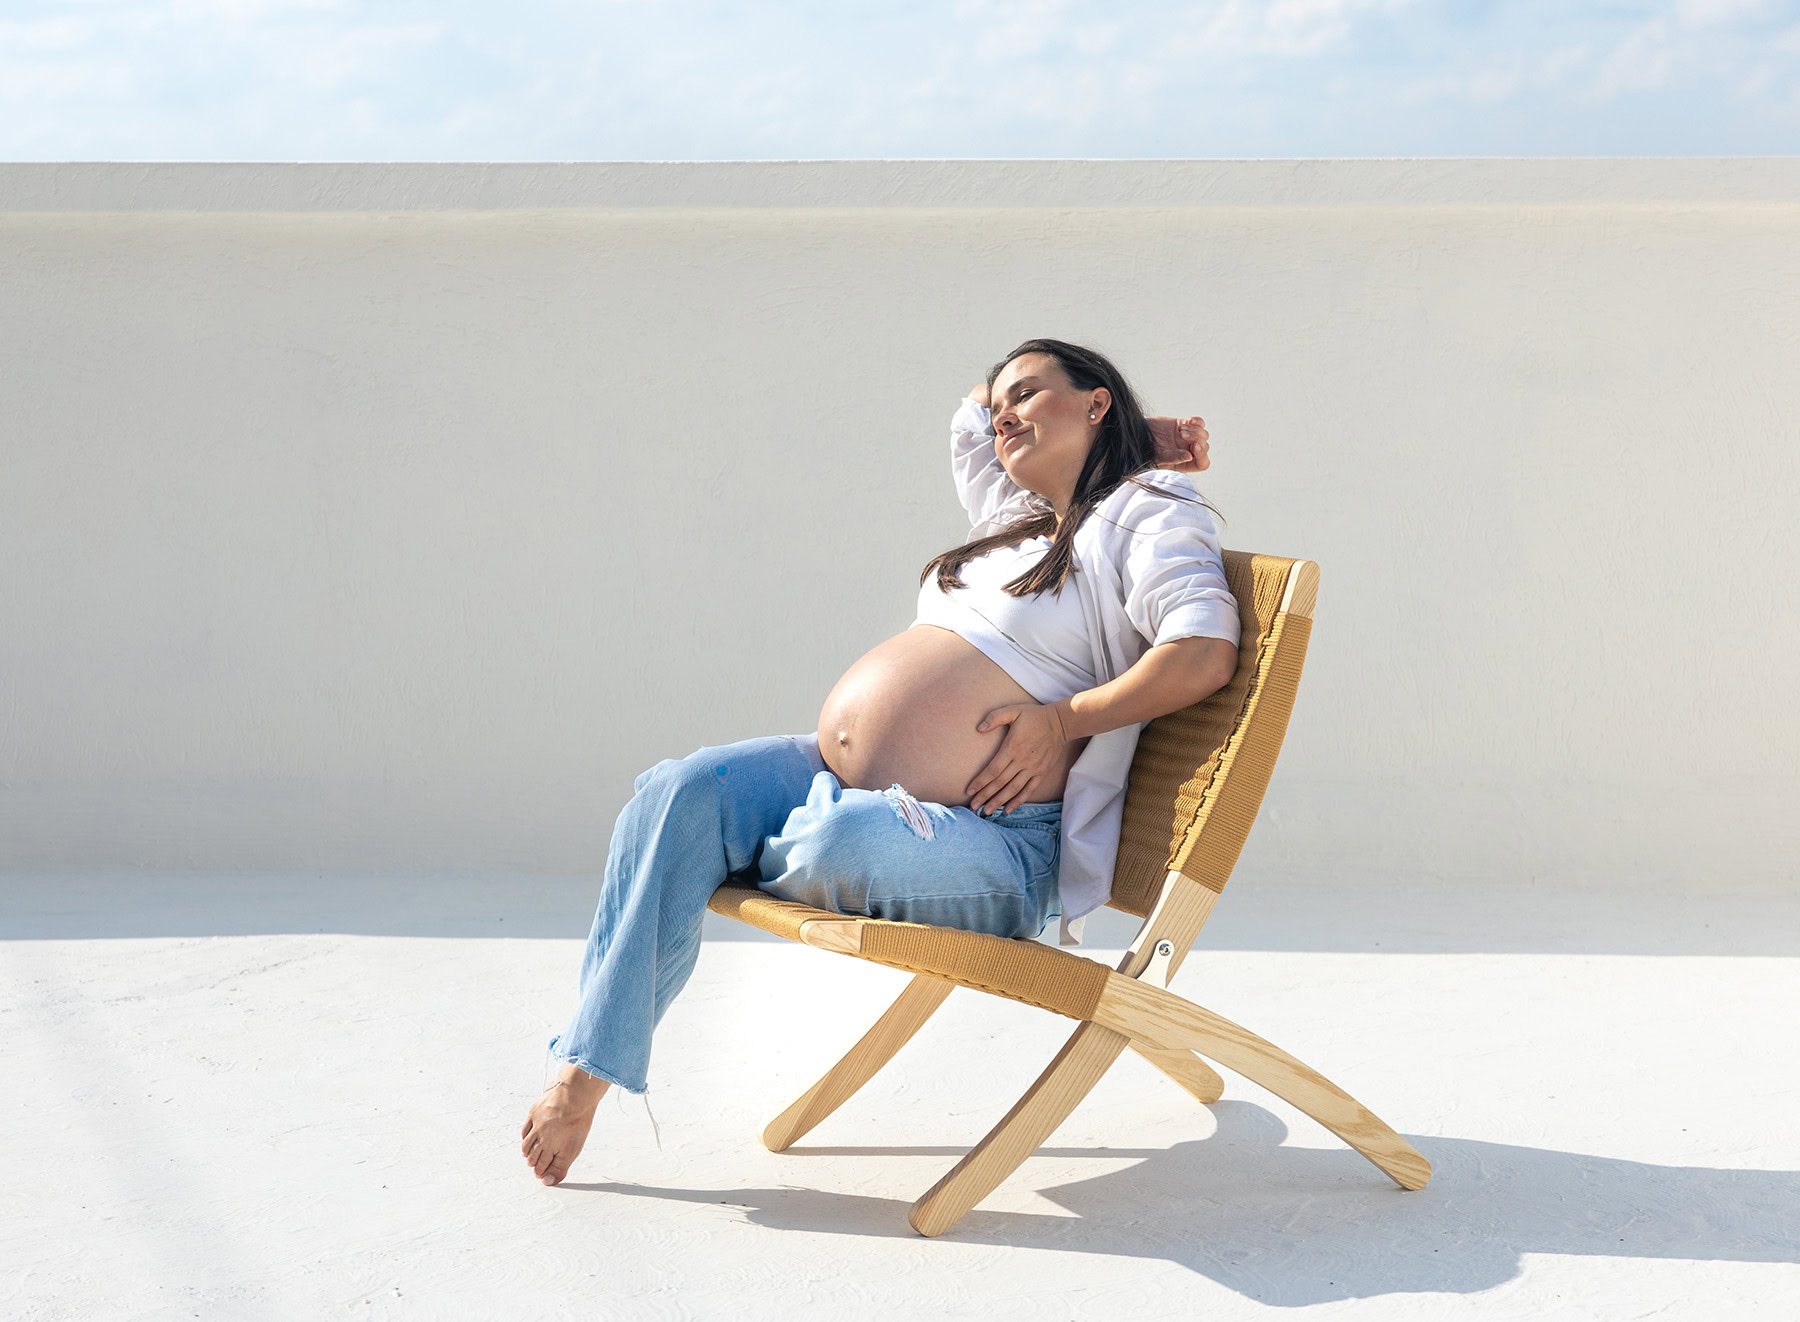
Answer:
[{"left": 2, "top": 161, "right": 1796, "bottom": 889}]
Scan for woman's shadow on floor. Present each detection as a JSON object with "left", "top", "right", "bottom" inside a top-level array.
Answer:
[{"left": 567, "top": 1100, "right": 1800, "bottom": 1306}]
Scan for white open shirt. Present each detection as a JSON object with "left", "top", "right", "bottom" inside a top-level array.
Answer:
[{"left": 947, "top": 396, "right": 1241, "bottom": 947}]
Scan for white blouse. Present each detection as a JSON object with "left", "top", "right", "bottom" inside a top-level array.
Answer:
[
  {"left": 945, "top": 396, "right": 1241, "bottom": 947},
  {"left": 910, "top": 532, "right": 1098, "bottom": 706}
]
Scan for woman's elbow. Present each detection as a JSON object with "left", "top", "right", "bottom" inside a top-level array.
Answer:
[
  {"left": 1162, "top": 635, "right": 1239, "bottom": 697},
  {"left": 1192, "top": 636, "right": 1240, "bottom": 693}
]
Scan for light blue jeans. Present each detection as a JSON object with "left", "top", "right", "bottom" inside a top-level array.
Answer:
[{"left": 547, "top": 731, "right": 1063, "bottom": 1095}]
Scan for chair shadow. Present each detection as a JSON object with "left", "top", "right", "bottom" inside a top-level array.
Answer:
[{"left": 556, "top": 1100, "right": 1800, "bottom": 1306}]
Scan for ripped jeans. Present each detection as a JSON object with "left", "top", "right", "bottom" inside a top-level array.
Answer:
[{"left": 547, "top": 731, "right": 1063, "bottom": 1096}]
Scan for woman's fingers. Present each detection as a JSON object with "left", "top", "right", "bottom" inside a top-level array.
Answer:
[
  {"left": 966, "top": 761, "right": 999, "bottom": 800},
  {"left": 969, "top": 765, "right": 1003, "bottom": 813},
  {"left": 970, "top": 772, "right": 1000, "bottom": 813},
  {"left": 999, "top": 776, "right": 1039, "bottom": 814},
  {"left": 1155, "top": 417, "right": 1210, "bottom": 472},
  {"left": 976, "top": 706, "right": 1016, "bottom": 735},
  {"left": 993, "top": 767, "right": 1036, "bottom": 817},
  {"left": 976, "top": 765, "right": 1032, "bottom": 815},
  {"left": 1180, "top": 417, "right": 1211, "bottom": 471}
]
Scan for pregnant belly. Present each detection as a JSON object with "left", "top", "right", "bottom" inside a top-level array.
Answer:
[{"left": 817, "top": 624, "right": 1090, "bottom": 809}]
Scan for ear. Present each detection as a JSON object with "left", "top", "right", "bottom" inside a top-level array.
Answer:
[{"left": 1088, "top": 387, "right": 1112, "bottom": 423}]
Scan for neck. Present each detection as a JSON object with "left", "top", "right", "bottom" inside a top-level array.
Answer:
[{"left": 1028, "top": 469, "right": 1078, "bottom": 528}]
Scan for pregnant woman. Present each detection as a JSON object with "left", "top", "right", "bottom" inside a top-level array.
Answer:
[{"left": 521, "top": 337, "right": 1242, "bottom": 1185}]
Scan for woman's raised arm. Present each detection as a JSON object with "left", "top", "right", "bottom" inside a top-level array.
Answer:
[{"left": 950, "top": 381, "right": 1026, "bottom": 528}]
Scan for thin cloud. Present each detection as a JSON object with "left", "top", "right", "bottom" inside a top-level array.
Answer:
[{"left": 0, "top": 0, "right": 1794, "bottom": 158}]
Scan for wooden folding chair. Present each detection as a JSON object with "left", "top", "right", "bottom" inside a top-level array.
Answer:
[{"left": 706, "top": 550, "right": 1431, "bottom": 1236}]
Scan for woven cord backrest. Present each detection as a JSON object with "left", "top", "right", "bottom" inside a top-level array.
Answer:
[{"left": 1106, "top": 552, "right": 1318, "bottom": 916}]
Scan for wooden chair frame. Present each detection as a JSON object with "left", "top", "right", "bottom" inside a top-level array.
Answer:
[{"left": 707, "top": 551, "right": 1431, "bottom": 1236}]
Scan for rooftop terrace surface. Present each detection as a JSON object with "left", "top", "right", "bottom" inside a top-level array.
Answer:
[{"left": 5, "top": 875, "right": 1796, "bottom": 1320}]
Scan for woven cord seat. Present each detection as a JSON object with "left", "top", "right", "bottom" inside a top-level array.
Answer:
[
  {"left": 706, "top": 549, "right": 1431, "bottom": 1236},
  {"left": 708, "top": 883, "right": 1111, "bottom": 1022}
]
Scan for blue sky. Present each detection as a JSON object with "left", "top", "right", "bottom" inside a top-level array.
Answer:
[{"left": 2, "top": 0, "right": 1796, "bottom": 160}]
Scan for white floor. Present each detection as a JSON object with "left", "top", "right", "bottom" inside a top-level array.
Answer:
[{"left": 4, "top": 874, "right": 1798, "bottom": 1321}]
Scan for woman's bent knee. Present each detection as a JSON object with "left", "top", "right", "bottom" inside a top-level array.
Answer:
[
  {"left": 802, "top": 792, "right": 900, "bottom": 850},
  {"left": 634, "top": 749, "right": 727, "bottom": 799},
  {"left": 757, "top": 789, "right": 884, "bottom": 914}
]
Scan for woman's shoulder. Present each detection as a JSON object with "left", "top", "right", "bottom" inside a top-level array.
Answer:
[
  {"left": 1077, "top": 470, "right": 1222, "bottom": 561},
  {"left": 1121, "top": 467, "right": 1200, "bottom": 499},
  {"left": 1095, "top": 467, "right": 1205, "bottom": 518}
]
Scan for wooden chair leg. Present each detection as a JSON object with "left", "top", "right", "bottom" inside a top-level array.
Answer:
[
  {"left": 762, "top": 974, "right": 955, "bottom": 1152},
  {"left": 1094, "top": 975, "right": 1432, "bottom": 1190},
  {"left": 908, "top": 1019, "right": 1129, "bottom": 1237},
  {"left": 1133, "top": 1043, "right": 1225, "bottom": 1104}
]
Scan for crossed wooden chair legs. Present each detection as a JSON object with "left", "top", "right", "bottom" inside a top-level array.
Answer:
[{"left": 760, "top": 948, "right": 1432, "bottom": 1237}]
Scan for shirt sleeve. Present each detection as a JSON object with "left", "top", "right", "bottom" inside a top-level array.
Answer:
[
  {"left": 1118, "top": 475, "right": 1242, "bottom": 650},
  {"left": 950, "top": 396, "right": 1029, "bottom": 528}
]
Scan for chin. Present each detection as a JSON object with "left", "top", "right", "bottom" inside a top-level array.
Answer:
[{"left": 1003, "top": 458, "right": 1049, "bottom": 501}]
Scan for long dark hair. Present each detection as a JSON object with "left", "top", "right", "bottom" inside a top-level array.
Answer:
[{"left": 920, "top": 338, "right": 1225, "bottom": 598}]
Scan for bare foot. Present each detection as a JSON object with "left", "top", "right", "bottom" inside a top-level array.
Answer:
[{"left": 521, "top": 1063, "right": 611, "bottom": 1185}]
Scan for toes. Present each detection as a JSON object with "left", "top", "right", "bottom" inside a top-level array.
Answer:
[{"left": 542, "top": 1161, "right": 568, "bottom": 1185}]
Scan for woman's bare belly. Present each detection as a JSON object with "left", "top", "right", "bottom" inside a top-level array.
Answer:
[{"left": 817, "top": 624, "right": 1090, "bottom": 810}]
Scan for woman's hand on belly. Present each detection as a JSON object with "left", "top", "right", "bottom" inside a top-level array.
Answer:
[
  {"left": 965, "top": 700, "right": 1078, "bottom": 817},
  {"left": 817, "top": 624, "right": 1089, "bottom": 809}
]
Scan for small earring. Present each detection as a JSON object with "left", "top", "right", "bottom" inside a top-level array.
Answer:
[{"left": 1088, "top": 412, "right": 1097, "bottom": 420}]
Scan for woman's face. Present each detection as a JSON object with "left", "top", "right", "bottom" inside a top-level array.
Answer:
[{"left": 988, "top": 352, "right": 1109, "bottom": 506}]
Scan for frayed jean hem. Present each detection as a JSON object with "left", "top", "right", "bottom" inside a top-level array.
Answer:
[{"left": 547, "top": 1043, "right": 647, "bottom": 1097}]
